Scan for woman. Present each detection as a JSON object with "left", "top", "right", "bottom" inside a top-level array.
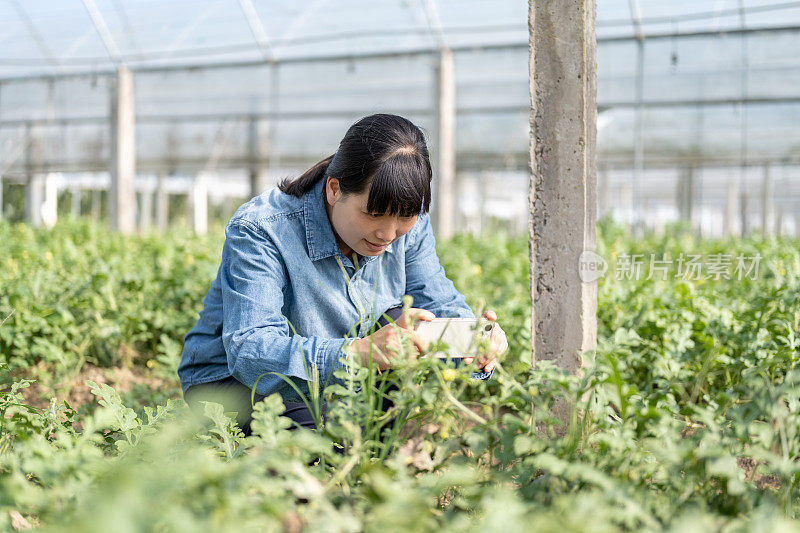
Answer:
[{"left": 178, "top": 113, "right": 508, "bottom": 436}]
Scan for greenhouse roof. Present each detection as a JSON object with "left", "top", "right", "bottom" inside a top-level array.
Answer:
[
  {"left": 1, "top": 0, "right": 799, "bottom": 79},
  {"left": 1, "top": 1, "right": 799, "bottom": 173}
]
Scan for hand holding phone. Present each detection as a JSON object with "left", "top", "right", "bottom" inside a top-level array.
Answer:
[{"left": 414, "top": 318, "right": 498, "bottom": 359}]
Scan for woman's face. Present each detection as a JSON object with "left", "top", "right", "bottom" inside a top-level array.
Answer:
[{"left": 324, "top": 177, "right": 418, "bottom": 258}]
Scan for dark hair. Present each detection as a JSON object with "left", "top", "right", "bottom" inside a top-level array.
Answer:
[{"left": 278, "top": 114, "right": 432, "bottom": 217}]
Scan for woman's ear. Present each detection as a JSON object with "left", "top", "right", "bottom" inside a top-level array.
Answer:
[{"left": 325, "top": 177, "right": 341, "bottom": 205}]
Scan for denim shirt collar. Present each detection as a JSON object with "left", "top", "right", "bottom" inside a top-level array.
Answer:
[{"left": 303, "top": 177, "right": 394, "bottom": 262}]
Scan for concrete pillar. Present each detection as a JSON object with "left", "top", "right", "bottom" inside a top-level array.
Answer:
[
  {"left": 248, "top": 116, "right": 269, "bottom": 199},
  {"left": 139, "top": 178, "right": 153, "bottom": 232},
  {"left": 740, "top": 188, "right": 749, "bottom": 237},
  {"left": 725, "top": 179, "right": 739, "bottom": 237},
  {"left": 25, "top": 175, "right": 44, "bottom": 227},
  {"left": 761, "top": 163, "right": 772, "bottom": 236},
  {"left": 775, "top": 208, "right": 783, "bottom": 237},
  {"left": 189, "top": 173, "right": 208, "bottom": 235},
  {"left": 632, "top": 38, "right": 645, "bottom": 234},
  {"left": 109, "top": 66, "right": 136, "bottom": 234},
  {"left": 71, "top": 188, "right": 81, "bottom": 217},
  {"left": 528, "top": 0, "right": 597, "bottom": 377},
  {"left": 433, "top": 48, "right": 456, "bottom": 239},
  {"left": 41, "top": 173, "right": 57, "bottom": 229},
  {"left": 91, "top": 189, "right": 101, "bottom": 219},
  {"left": 24, "top": 124, "right": 43, "bottom": 227},
  {"left": 156, "top": 171, "right": 168, "bottom": 231},
  {"left": 677, "top": 167, "right": 695, "bottom": 222}
]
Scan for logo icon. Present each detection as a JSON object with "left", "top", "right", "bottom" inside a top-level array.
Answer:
[{"left": 578, "top": 251, "right": 607, "bottom": 282}]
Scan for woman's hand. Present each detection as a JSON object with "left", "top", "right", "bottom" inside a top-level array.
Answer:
[
  {"left": 464, "top": 310, "right": 508, "bottom": 373},
  {"left": 347, "top": 308, "right": 434, "bottom": 370}
]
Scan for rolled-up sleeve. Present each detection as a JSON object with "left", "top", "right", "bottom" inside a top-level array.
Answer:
[
  {"left": 404, "top": 213, "right": 474, "bottom": 319},
  {"left": 220, "top": 220, "right": 348, "bottom": 394}
]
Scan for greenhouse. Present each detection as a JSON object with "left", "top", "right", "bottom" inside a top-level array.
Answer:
[
  {"left": 2, "top": 0, "right": 798, "bottom": 236},
  {"left": 3, "top": 2, "right": 800, "bottom": 531}
]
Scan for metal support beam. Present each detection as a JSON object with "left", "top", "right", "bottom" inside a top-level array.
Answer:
[
  {"left": 528, "top": 0, "right": 598, "bottom": 385},
  {"left": 278, "top": 0, "right": 329, "bottom": 49},
  {"left": 433, "top": 48, "right": 456, "bottom": 239},
  {"left": 5, "top": 24, "right": 800, "bottom": 84},
  {"left": 238, "top": 0, "right": 274, "bottom": 61},
  {"left": 81, "top": 0, "right": 122, "bottom": 64},
  {"left": 109, "top": 66, "right": 136, "bottom": 234},
  {"left": 10, "top": 0, "right": 58, "bottom": 70},
  {"left": 421, "top": 0, "right": 447, "bottom": 48}
]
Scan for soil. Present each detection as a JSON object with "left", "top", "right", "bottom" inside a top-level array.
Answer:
[{"left": 16, "top": 362, "right": 176, "bottom": 411}]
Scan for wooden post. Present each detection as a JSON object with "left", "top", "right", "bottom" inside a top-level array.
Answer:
[{"left": 528, "top": 0, "right": 598, "bottom": 379}]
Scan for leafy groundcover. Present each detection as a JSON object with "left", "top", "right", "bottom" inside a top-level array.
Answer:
[{"left": 2, "top": 218, "right": 800, "bottom": 532}]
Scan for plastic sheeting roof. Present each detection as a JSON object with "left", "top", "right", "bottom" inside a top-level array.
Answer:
[
  {"left": 0, "top": 1, "right": 799, "bottom": 173},
  {"left": 1, "top": 1, "right": 798, "bottom": 78}
]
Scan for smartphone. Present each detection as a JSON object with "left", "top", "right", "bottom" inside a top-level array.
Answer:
[{"left": 414, "top": 318, "right": 497, "bottom": 359}]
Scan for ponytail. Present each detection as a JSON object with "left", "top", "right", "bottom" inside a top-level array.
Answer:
[
  {"left": 278, "top": 154, "right": 334, "bottom": 198},
  {"left": 278, "top": 114, "right": 432, "bottom": 216}
]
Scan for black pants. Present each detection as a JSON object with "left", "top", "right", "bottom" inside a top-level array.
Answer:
[{"left": 183, "top": 306, "right": 404, "bottom": 436}]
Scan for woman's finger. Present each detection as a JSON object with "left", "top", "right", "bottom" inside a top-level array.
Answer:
[
  {"left": 408, "top": 329, "right": 429, "bottom": 355},
  {"left": 482, "top": 310, "right": 497, "bottom": 321},
  {"left": 399, "top": 308, "right": 435, "bottom": 329},
  {"left": 408, "top": 308, "right": 435, "bottom": 322}
]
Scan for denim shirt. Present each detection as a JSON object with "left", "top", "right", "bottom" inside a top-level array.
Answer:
[{"left": 178, "top": 176, "right": 491, "bottom": 403}]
